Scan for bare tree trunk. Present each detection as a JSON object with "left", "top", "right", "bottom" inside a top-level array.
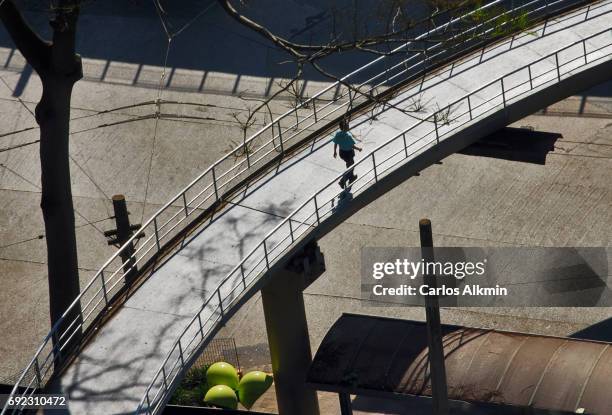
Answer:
[
  {"left": 38, "top": 74, "right": 82, "bottom": 350},
  {"left": 1, "top": 0, "right": 83, "bottom": 363}
]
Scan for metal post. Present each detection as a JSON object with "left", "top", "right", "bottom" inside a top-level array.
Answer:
[
  {"left": 100, "top": 270, "right": 109, "bottom": 306},
  {"left": 419, "top": 219, "right": 449, "bottom": 415},
  {"left": 372, "top": 153, "right": 378, "bottom": 181},
  {"left": 162, "top": 367, "right": 169, "bottom": 392},
  {"left": 197, "top": 313, "right": 204, "bottom": 339},
  {"left": 555, "top": 53, "right": 561, "bottom": 81},
  {"left": 339, "top": 392, "right": 353, "bottom": 415},
  {"left": 501, "top": 78, "right": 506, "bottom": 107},
  {"left": 182, "top": 193, "right": 189, "bottom": 217},
  {"left": 585, "top": 4, "right": 590, "bottom": 20},
  {"left": 261, "top": 242, "right": 324, "bottom": 415},
  {"left": 34, "top": 360, "right": 43, "bottom": 389},
  {"left": 211, "top": 166, "right": 219, "bottom": 200},
  {"left": 263, "top": 240, "right": 270, "bottom": 268},
  {"left": 434, "top": 116, "right": 439, "bottom": 144},
  {"left": 245, "top": 137, "right": 251, "bottom": 168},
  {"left": 467, "top": 96, "right": 473, "bottom": 120},
  {"left": 289, "top": 219, "right": 295, "bottom": 242},
  {"left": 240, "top": 264, "right": 247, "bottom": 289},
  {"left": 278, "top": 121, "right": 284, "bottom": 153},
  {"left": 153, "top": 218, "right": 161, "bottom": 250},
  {"left": 217, "top": 288, "right": 224, "bottom": 318},
  {"left": 146, "top": 391, "right": 151, "bottom": 415},
  {"left": 51, "top": 331, "right": 63, "bottom": 364},
  {"left": 178, "top": 340, "right": 185, "bottom": 366},
  {"left": 528, "top": 65, "right": 533, "bottom": 90}
]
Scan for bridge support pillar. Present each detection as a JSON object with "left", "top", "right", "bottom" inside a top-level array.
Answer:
[{"left": 261, "top": 241, "right": 324, "bottom": 415}]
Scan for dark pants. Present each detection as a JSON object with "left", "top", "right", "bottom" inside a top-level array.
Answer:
[{"left": 339, "top": 149, "right": 356, "bottom": 186}]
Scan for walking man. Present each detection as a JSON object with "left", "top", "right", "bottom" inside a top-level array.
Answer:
[{"left": 333, "top": 119, "right": 362, "bottom": 189}]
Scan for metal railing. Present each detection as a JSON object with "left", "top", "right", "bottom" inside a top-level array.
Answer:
[
  {"left": 1, "top": 0, "right": 605, "bottom": 413},
  {"left": 135, "top": 22, "right": 612, "bottom": 415}
]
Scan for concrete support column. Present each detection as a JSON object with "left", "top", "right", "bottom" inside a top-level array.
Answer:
[{"left": 261, "top": 241, "right": 324, "bottom": 415}]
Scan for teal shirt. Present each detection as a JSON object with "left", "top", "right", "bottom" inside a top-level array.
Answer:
[{"left": 333, "top": 131, "right": 356, "bottom": 151}]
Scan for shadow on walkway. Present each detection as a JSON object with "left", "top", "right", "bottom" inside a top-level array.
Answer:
[{"left": 459, "top": 127, "right": 562, "bottom": 165}]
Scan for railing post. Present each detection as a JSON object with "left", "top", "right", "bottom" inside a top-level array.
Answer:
[
  {"left": 211, "top": 166, "right": 219, "bottom": 201},
  {"left": 528, "top": 65, "right": 533, "bottom": 90},
  {"left": 313, "top": 197, "right": 320, "bottom": 225},
  {"left": 583, "top": 40, "right": 588, "bottom": 64},
  {"left": 197, "top": 313, "right": 205, "bottom": 339},
  {"left": 217, "top": 288, "right": 224, "bottom": 318},
  {"left": 402, "top": 132, "right": 409, "bottom": 158},
  {"left": 467, "top": 96, "right": 473, "bottom": 120},
  {"left": 263, "top": 240, "right": 270, "bottom": 269},
  {"left": 178, "top": 340, "right": 185, "bottom": 367},
  {"left": 372, "top": 153, "right": 378, "bottom": 182},
  {"left": 312, "top": 99, "right": 318, "bottom": 122},
  {"left": 146, "top": 391, "right": 152, "bottom": 415},
  {"left": 289, "top": 219, "right": 295, "bottom": 243},
  {"left": 51, "top": 331, "right": 63, "bottom": 364},
  {"left": 240, "top": 263, "right": 247, "bottom": 289},
  {"left": 162, "top": 367, "right": 169, "bottom": 392},
  {"left": 501, "top": 78, "right": 506, "bottom": 107},
  {"left": 153, "top": 218, "right": 161, "bottom": 250},
  {"left": 277, "top": 121, "right": 284, "bottom": 154},
  {"left": 434, "top": 116, "right": 439, "bottom": 144},
  {"left": 182, "top": 193, "right": 189, "bottom": 217},
  {"left": 585, "top": 3, "right": 590, "bottom": 20},
  {"left": 245, "top": 137, "right": 251, "bottom": 168},
  {"left": 100, "top": 270, "right": 109, "bottom": 307},
  {"left": 34, "top": 359, "right": 43, "bottom": 389},
  {"left": 555, "top": 52, "right": 561, "bottom": 81}
]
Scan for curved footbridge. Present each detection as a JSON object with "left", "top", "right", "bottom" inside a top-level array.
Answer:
[{"left": 4, "top": 1, "right": 612, "bottom": 414}]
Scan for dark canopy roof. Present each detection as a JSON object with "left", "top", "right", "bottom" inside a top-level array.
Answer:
[{"left": 307, "top": 313, "right": 611, "bottom": 414}]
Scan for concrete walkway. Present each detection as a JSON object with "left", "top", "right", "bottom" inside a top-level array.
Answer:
[{"left": 57, "top": 3, "right": 612, "bottom": 414}]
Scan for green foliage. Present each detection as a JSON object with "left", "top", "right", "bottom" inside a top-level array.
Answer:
[
  {"left": 457, "top": 1, "right": 534, "bottom": 42},
  {"left": 168, "top": 365, "right": 210, "bottom": 407},
  {"left": 513, "top": 10, "right": 530, "bottom": 31}
]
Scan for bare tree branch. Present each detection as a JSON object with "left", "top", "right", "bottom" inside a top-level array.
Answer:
[{"left": 217, "top": 0, "right": 457, "bottom": 58}]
